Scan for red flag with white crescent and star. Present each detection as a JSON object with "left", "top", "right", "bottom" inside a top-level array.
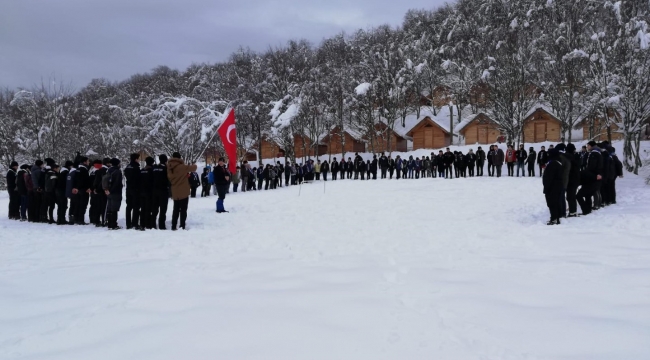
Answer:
[{"left": 217, "top": 108, "right": 237, "bottom": 173}]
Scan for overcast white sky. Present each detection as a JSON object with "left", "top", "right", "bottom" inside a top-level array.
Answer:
[{"left": 0, "top": 0, "right": 447, "bottom": 90}]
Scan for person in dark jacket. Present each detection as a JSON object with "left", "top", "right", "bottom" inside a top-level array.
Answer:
[
  {"left": 283, "top": 161, "right": 291, "bottom": 185},
  {"left": 515, "top": 144, "right": 527, "bottom": 177},
  {"left": 365, "top": 160, "right": 371, "bottom": 180},
  {"left": 88, "top": 159, "right": 102, "bottom": 226},
  {"left": 137, "top": 157, "right": 155, "bottom": 230},
  {"left": 579, "top": 146, "right": 588, "bottom": 170},
  {"left": 73, "top": 156, "right": 91, "bottom": 225},
  {"left": 66, "top": 163, "right": 78, "bottom": 224},
  {"left": 443, "top": 149, "right": 455, "bottom": 179},
  {"left": 56, "top": 161, "right": 72, "bottom": 225},
  {"left": 331, "top": 158, "right": 339, "bottom": 181},
  {"left": 555, "top": 143, "right": 571, "bottom": 218},
  {"left": 599, "top": 145, "right": 616, "bottom": 206},
  {"left": 91, "top": 158, "right": 110, "bottom": 227},
  {"left": 151, "top": 154, "right": 170, "bottom": 230},
  {"left": 494, "top": 146, "right": 505, "bottom": 177},
  {"left": 379, "top": 153, "right": 388, "bottom": 179},
  {"left": 476, "top": 146, "right": 486, "bottom": 176},
  {"left": 487, "top": 146, "right": 495, "bottom": 176},
  {"left": 466, "top": 150, "right": 477, "bottom": 177},
  {"left": 104, "top": 158, "right": 124, "bottom": 230},
  {"left": 43, "top": 163, "right": 59, "bottom": 224},
  {"left": 395, "top": 155, "right": 403, "bottom": 179},
  {"left": 30, "top": 159, "right": 45, "bottom": 222},
  {"left": 6, "top": 161, "right": 20, "bottom": 220},
  {"left": 566, "top": 144, "right": 581, "bottom": 217},
  {"left": 188, "top": 171, "right": 200, "bottom": 198},
  {"left": 388, "top": 156, "right": 395, "bottom": 179},
  {"left": 608, "top": 147, "right": 623, "bottom": 204},
  {"left": 200, "top": 167, "right": 210, "bottom": 197},
  {"left": 16, "top": 165, "right": 30, "bottom": 221},
  {"left": 370, "top": 155, "right": 378, "bottom": 180},
  {"left": 214, "top": 157, "right": 230, "bottom": 213},
  {"left": 321, "top": 160, "right": 330, "bottom": 181},
  {"left": 543, "top": 149, "right": 564, "bottom": 225},
  {"left": 537, "top": 146, "right": 548, "bottom": 177},
  {"left": 436, "top": 151, "right": 445, "bottom": 178},
  {"left": 124, "top": 153, "right": 141, "bottom": 229},
  {"left": 576, "top": 141, "right": 603, "bottom": 215},
  {"left": 525, "top": 147, "right": 537, "bottom": 177}
]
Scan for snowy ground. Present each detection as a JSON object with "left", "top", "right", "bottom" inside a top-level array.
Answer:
[{"left": 2, "top": 145, "right": 650, "bottom": 360}]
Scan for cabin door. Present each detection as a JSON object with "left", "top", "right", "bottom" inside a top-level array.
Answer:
[
  {"left": 478, "top": 126, "right": 488, "bottom": 144},
  {"left": 534, "top": 123, "right": 547, "bottom": 142}
]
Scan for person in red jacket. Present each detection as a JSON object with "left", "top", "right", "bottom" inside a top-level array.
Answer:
[{"left": 505, "top": 144, "right": 516, "bottom": 176}]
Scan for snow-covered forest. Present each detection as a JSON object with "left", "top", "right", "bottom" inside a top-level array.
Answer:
[{"left": 1, "top": 0, "right": 649, "bottom": 173}]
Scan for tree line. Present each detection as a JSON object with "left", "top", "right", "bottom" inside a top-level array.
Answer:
[{"left": 1, "top": 0, "right": 648, "bottom": 176}]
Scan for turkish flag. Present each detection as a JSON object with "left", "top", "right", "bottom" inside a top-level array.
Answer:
[{"left": 217, "top": 108, "right": 237, "bottom": 173}]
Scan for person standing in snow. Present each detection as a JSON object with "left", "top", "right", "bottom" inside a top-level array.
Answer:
[
  {"left": 321, "top": 160, "right": 329, "bottom": 181},
  {"left": 395, "top": 155, "right": 402, "bottom": 179},
  {"left": 487, "top": 145, "right": 495, "bottom": 177},
  {"left": 331, "top": 158, "right": 339, "bottom": 181},
  {"left": 608, "top": 146, "right": 623, "bottom": 204},
  {"left": 525, "top": 147, "right": 537, "bottom": 177},
  {"left": 241, "top": 161, "right": 249, "bottom": 192},
  {"left": 91, "top": 158, "right": 110, "bottom": 226},
  {"left": 314, "top": 160, "right": 321, "bottom": 181},
  {"left": 537, "top": 146, "right": 548, "bottom": 177},
  {"left": 72, "top": 156, "right": 92, "bottom": 225},
  {"left": 137, "top": 157, "right": 155, "bottom": 230},
  {"left": 56, "top": 161, "right": 72, "bottom": 225},
  {"left": 104, "top": 158, "right": 124, "bottom": 230},
  {"left": 515, "top": 144, "right": 527, "bottom": 177},
  {"left": 43, "top": 163, "right": 59, "bottom": 224},
  {"left": 346, "top": 158, "right": 353, "bottom": 179},
  {"left": 167, "top": 152, "right": 197, "bottom": 230},
  {"left": 566, "top": 143, "right": 581, "bottom": 218},
  {"left": 436, "top": 151, "right": 445, "bottom": 178},
  {"left": 576, "top": 141, "right": 602, "bottom": 215},
  {"left": 493, "top": 146, "right": 505, "bottom": 178},
  {"left": 370, "top": 155, "right": 378, "bottom": 180},
  {"left": 505, "top": 145, "right": 516, "bottom": 177},
  {"left": 554, "top": 143, "right": 571, "bottom": 218},
  {"left": 16, "top": 165, "right": 31, "bottom": 221},
  {"left": 476, "top": 146, "right": 485, "bottom": 176},
  {"left": 152, "top": 154, "right": 170, "bottom": 230},
  {"left": 213, "top": 157, "right": 230, "bottom": 213},
  {"left": 6, "top": 161, "right": 20, "bottom": 220},
  {"left": 30, "top": 159, "right": 45, "bottom": 223},
  {"left": 201, "top": 167, "right": 210, "bottom": 197},
  {"left": 466, "top": 149, "right": 477, "bottom": 177},
  {"left": 124, "top": 153, "right": 141, "bottom": 230},
  {"left": 188, "top": 170, "right": 200, "bottom": 198},
  {"left": 232, "top": 166, "right": 241, "bottom": 192},
  {"left": 443, "top": 148, "right": 454, "bottom": 179},
  {"left": 543, "top": 149, "right": 564, "bottom": 225}
]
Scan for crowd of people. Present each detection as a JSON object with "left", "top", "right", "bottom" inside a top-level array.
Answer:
[{"left": 4, "top": 141, "right": 624, "bottom": 229}]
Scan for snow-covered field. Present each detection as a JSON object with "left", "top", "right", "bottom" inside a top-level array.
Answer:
[{"left": 2, "top": 145, "right": 650, "bottom": 360}]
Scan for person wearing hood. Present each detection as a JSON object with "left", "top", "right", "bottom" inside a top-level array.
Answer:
[
  {"left": 321, "top": 160, "right": 329, "bottom": 181},
  {"left": 6, "top": 161, "right": 20, "bottom": 220},
  {"left": 124, "top": 153, "right": 141, "bottom": 229},
  {"left": 566, "top": 144, "right": 582, "bottom": 217},
  {"left": 104, "top": 158, "right": 124, "bottom": 230},
  {"left": 543, "top": 149, "right": 564, "bottom": 225},
  {"left": 554, "top": 143, "right": 571, "bottom": 218},
  {"left": 576, "top": 141, "right": 603, "bottom": 215},
  {"left": 167, "top": 152, "right": 197, "bottom": 230},
  {"left": 56, "top": 161, "right": 72, "bottom": 225},
  {"left": 525, "top": 147, "right": 537, "bottom": 177},
  {"left": 152, "top": 154, "right": 170, "bottom": 230},
  {"left": 30, "top": 159, "right": 45, "bottom": 222}
]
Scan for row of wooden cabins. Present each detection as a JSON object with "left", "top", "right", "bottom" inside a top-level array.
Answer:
[{"left": 247, "top": 106, "right": 626, "bottom": 161}]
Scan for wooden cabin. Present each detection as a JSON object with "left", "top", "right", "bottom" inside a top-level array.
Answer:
[
  {"left": 522, "top": 107, "right": 562, "bottom": 143},
  {"left": 246, "top": 138, "right": 285, "bottom": 161},
  {"left": 365, "top": 123, "right": 408, "bottom": 153},
  {"left": 406, "top": 117, "right": 452, "bottom": 150},
  {"left": 577, "top": 110, "right": 624, "bottom": 142},
  {"left": 294, "top": 134, "right": 327, "bottom": 159},
  {"left": 322, "top": 126, "right": 366, "bottom": 155},
  {"left": 458, "top": 113, "right": 503, "bottom": 145}
]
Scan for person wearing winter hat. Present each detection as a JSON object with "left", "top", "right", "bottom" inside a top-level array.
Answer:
[
  {"left": 151, "top": 154, "right": 170, "bottom": 230},
  {"left": 6, "top": 161, "right": 20, "bottom": 220},
  {"left": 73, "top": 156, "right": 91, "bottom": 225},
  {"left": 167, "top": 152, "right": 197, "bottom": 230},
  {"left": 104, "top": 158, "right": 123, "bottom": 229},
  {"left": 543, "top": 148, "right": 564, "bottom": 225},
  {"left": 30, "top": 159, "right": 45, "bottom": 222}
]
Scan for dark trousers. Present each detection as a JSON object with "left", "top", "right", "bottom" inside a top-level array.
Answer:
[
  {"left": 495, "top": 165, "right": 502, "bottom": 177},
  {"left": 347, "top": 170, "right": 352, "bottom": 179},
  {"left": 201, "top": 185, "right": 210, "bottom": 197},
  {"left": 438, "top": 168, "right": 445, "bottom": 178},
  {"left": 477, "top": 162, "right": 484, "bottom": 176},
  {"left": 216, "top": 185, "right": 227, "bottom": 212},
  {"left": 89, "top": 192, "right": 99, "bottom": 223},
  {"left": 389, "top": 169, "right": 394, "bottom": 179},
  {"left": 75, "top": 192, "right": 90, "bottom": 223},
  {"left": 315, "top": 173, "right": 320, "bottom": 180},
  {"left": 360, "top": 172, "right": 365, "bottom": 180},
  {"left": 233, "top": 183, "right": 239, "bottom": 192},
  {"left": 577, "top": 183, "right": 596, "bottom": 214},
  {"left": 106, "top": 195, "right": 122, "bottom": 229},
  {"left": 323, "top": 172, "right": 328, "bottom": 181},
  {"left": 190, "top": 187, "right": 197, "bottom": 198},
  {"left": 96, "top": 193, "right": 107, "bottom": 225},
  {"left": 372, "top": 171, "right": 377, "bottom": 180},
  {"left": 126, "top": 192, "right": 140, "bottom": 229},
  {"left": 559, "top": 187, "right": 567, "bottom": 217},
  {"left": 609, "top": 178, "right": 617, "bottom": 203},
  {"left": 332, "top": 172, "right": 337, "bottom": 180},
  {"left": 468, "top": 166, "right": 474, "bottom": 177},
  {"left": 242, "top": 178, "right": 249, "bottom": 192},
  {"left": 8, "top": 189, "right": 20, "bottom": 219},
  {"left": 151, "top": 192, "right": 169, "bottom": 229},
  {"left": 56, "top": 191, "right": 68, "bottom": 223},
  {"left": 172, "top": 197, "right": 189, "bottom": 229},
  {"left": 488, "top": 163, "right": 494, "bottom": 176},
  {"left": 381, "top": 168, "right": 387, "bottom": 179},
  {"left": 20, "top": 195, "right": 29, "bottom": 220},
  {"left": 516, "top": 161, "right": 525, "bottom": 177},
  {"left": 528, "top": 166, "right": 535, "bottom": 177},
  {"left": 138, "top": 194, "right": 153, "bottom": 229},
  {"left": 285, "top": 174, "right": 290, "bottom": 186},
  {"left": 396, "top": 169, "right": 401, "bottom": 179},
  {"left": 445, "top": 166, "right": 453, "bottom": 179},
  {"left": 38, "top": 191, "right": 48, "bottom": 221},
  {"left": 545, "top": 191, "right": 562, "bottom": 221},
  {"left": 593, "top": 181, "right": 603, "bottom": 208},
  {"left": 44, "top": 192, "right": 56, "bottom": 222},
  {"left": 258, "top": 178, "right": 263, "bottom": 190},
  {"left": 507, "top": 162, "right": 515, "bottom": 176},
  {"left": 69, "top": 194, "right": 78, "bottom": 222},
  {"left": 28, "top": 191, "right": 39, "bottom": 222},
  {"left": 567, "top": 184, "right": 578, "bottom": 214},
  {"left": 539, "top": 165, "right": 545, "bottom": 177}
]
